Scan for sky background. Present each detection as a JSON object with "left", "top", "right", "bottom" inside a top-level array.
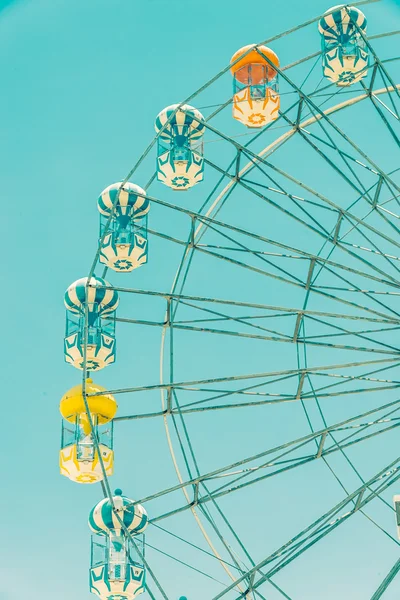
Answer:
[{"left": 0, "top": 0, "right": 399, "bottom": 599}]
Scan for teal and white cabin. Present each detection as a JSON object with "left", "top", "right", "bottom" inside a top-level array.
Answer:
[
  {"left": 98, "top": 183, "right": 150, "bottom": 272},
  {"left": 155, "top": 104, "right": 205, "bottom": 191},
  {"left": 89, "top": 490, "right": 149, "bottom": 600},
  {"left": 318, "top": 5, "right": 368, "bottom": 86},
  {"left": 64, "top": 276, "right": 119, "bottom": 371}
]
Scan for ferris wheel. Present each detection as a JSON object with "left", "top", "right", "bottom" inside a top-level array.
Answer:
[{"left": 58, "top": 2, "right": 400, "bottom": 599}]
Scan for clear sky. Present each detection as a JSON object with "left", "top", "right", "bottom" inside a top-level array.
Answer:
[{"left": 0, "top": 0, "right": 399, "bottom": 599}]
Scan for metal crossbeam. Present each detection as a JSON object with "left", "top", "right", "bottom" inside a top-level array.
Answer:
[
  {"left": 370, "top": 559, "right": 400, "bottom": 599},
  {"left": 212, "top": 456, "right": 400, "bottom": 599}
]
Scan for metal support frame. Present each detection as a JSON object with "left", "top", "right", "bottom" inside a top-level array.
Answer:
[{"left": 74, "top": 7, "right": 400, "bottom": 597}]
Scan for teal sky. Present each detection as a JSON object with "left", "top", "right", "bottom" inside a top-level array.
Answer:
[{"left": 0, "top": 0, "right": 400, "bottom": 599}]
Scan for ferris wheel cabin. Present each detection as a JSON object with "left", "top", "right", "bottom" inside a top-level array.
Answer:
[
  {"left": 318, "top": 5, "right": 369, "bottom": 86},
  {"left": 64, "top": 277, "right": 119, "bottom": 372},
  {"left": 98, "top": 182, "right": 150, "bottom": 273},
  {"left": 89, "top": 491, "right": 149, "bottom": 600},
  {"left": 155, "top": 104, "right": 205, "bottom": 190},
  {"left": 59, "top": 381, "right": 116, "bottom": 484},
  {"left": 230, "top": 45, "right": 280, "bottom": 128}
]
